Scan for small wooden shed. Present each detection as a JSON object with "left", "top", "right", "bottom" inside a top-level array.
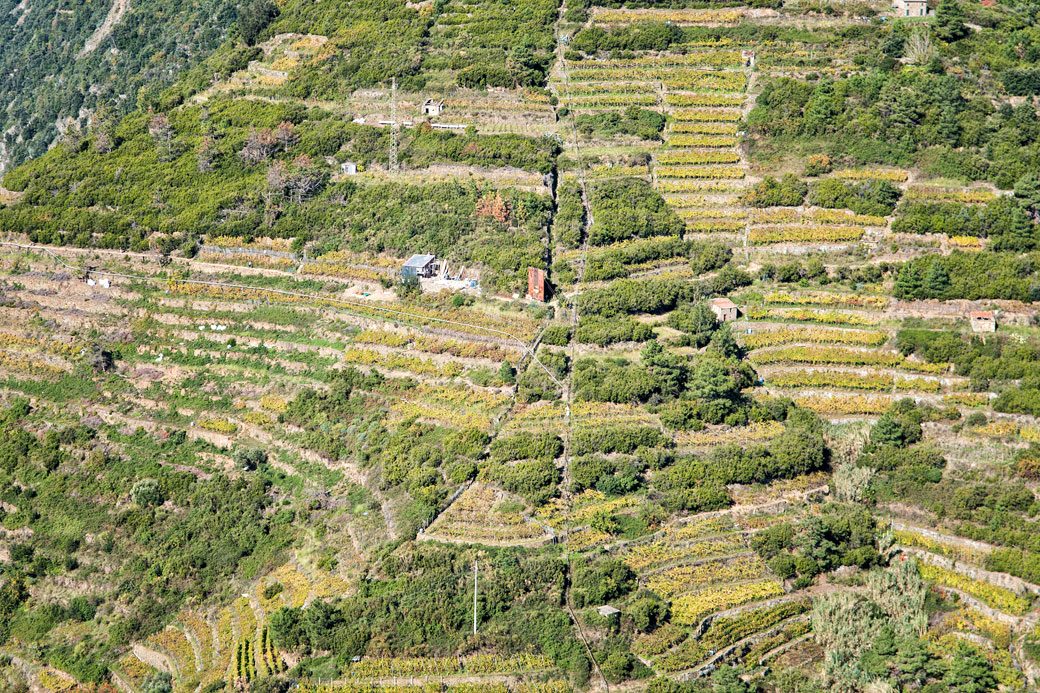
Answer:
[{"left": 402, "top": 254, "right": 438, "bottom": 280}]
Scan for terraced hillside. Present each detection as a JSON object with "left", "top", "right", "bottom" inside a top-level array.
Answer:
[{"left": 3, "top": 0, "right": 1040, "bottom": 690}]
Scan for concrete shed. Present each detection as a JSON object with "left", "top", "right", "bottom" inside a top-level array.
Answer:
[
  {"left": 710, "top": 298, "right": 738, "bottom": 323},
  {"left": 970, "top": 311, "right": 996, "bottom": 333}
]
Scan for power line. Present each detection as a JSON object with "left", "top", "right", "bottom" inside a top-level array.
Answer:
[
  {"left": 552, "top": 12, "right": 609, "bottom": 692},
  {"left": 389, "top": 77, "right": 399, "bottom": 175}
]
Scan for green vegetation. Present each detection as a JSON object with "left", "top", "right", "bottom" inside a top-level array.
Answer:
[
  {"left": 808, "top": 178, "right": 901, "bottom": 216},
  {"left": 741, "top": 174, "right": 807, "bottom": 207},
  {"left": 0, "top": 399, "right": 294, "bottom": 658},
  {"left": 749, "top": 70, "right": 1040, "bottom": 189},
  {"left": 576, "top": 107, "right": 667, "bottom": 141},
  {"left": 0, "top": 0, "right": 237, "bottom": 169},
  {"left": 5, "top": 0, "right": 1040, "bottom": 691},
  {"left": 1, "top": 98, "right": 555, "bottom": 292},
  {"left": 269, "top": 543, "right": 584, "bottom": 673},
  {"left": 588, "top": 178, "right": 684, "bottom": 246}
]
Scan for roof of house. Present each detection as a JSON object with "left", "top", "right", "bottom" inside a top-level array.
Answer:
[
  {"left": 404, "top": 254, "right": 436, "bottom": 269},
  {"left": 970, "top": 311, "right": 995, "bottom": 320},
  {"left": 711, "top": 297, "right": 737, "bottom": 309},
  {"left": 597, "top": 605, "right": 621, "bottom": 616}
]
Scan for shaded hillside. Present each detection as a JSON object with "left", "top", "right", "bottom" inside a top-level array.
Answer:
[{"left": 0, "top": 0, "right": 242, "bottom": 172}]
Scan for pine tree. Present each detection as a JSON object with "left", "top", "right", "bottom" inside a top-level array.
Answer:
[
  {"left": 90, "top": 103, "right": 118, "bottom": 154},
  {"left": 895, "top": 264, "right": 923, "bottom": 299},
  {"left": 871, "top": 625, "right": 897, "bottom": 657},
  {"left": 943, "top": 642, "right": 996, "bottom": 692},
  {"left": 1014, "top": 172, "right": 1040, "bottom": 220},
  {"left": 996, "top": 207, "right": 1037, "bottom": 252},
  {"left": 923, "top": 262, "right": 950, "bottom": 297},
  {"left": 870, "top": 414, "right": 905, "bottom": 447},
  {"left": 894, "top": 637, "right": 931, "bottom": 688},
  {"left": 934, "top": 0, "right": 970, "bottom": 42},
  {"left": 709, "top": 324, "right": 742, "bottom": 359}
]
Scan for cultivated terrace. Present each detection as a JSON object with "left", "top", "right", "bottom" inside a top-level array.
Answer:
[{"left": 0, "top": 0, "right": 1039, "bottom": 691}]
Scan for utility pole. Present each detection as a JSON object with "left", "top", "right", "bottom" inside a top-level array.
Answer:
[
  {"left": 473, "top": 559, "right": 478, "bottom": 635},
  {"left": 389, "top": 77, "right": 399, "bottom": 175}
]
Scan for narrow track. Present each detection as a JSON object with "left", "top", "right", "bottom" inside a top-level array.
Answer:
[{"left": 552, "top": 4, "right": 610, "bottom": 689}]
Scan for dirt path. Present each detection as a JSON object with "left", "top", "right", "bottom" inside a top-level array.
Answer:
[
  {"left": 676, "top": 615, "right": 810, "bottom": 680},
  {"left": 758, "top": 632, "right": 813, "bottom": 664},
  {"left": 179, "top": 624, "right": 204, "bottom": 673},
  {"left": 132, "top": 643, "right": 176, "bottom": 677},
  {"left": 930, "top": 585, "right": 1022, "bottom": 626},
  {"left": 76, "top": 0, "right": 129, "bottom": 59},
  {"left": 327, "top": 673, "right": 539, "bottom": 687}
]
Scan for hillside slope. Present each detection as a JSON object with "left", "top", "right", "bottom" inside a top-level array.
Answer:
[
  {"left": 0, "top": 0, "right": 238, "bottom": 172},
  {"left": 3, "top": 0, "right": 1040, "bottom": 692}
]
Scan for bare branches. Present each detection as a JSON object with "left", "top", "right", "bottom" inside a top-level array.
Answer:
[
  {"left": 240, "top": 122, "right": 298, "bottom": 164},
  {"left": 196, "top": 136, "right": 216, "bottom": 173},
  {"left": 148, "top": 114, "right": 176, "bottom": 161},
  {"left": 240, "top": 126, "right": 279, "bottom": 164}
]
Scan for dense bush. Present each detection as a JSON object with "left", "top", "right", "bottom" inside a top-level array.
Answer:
[
  {"left": 1003, "top": 69, "right": 1040, "bottom": 96},
  {"left": 571, "top": 455, "right": 642, "bottom": 495},
  {"left": 741, "top": 174, "right": 808, "bottom": 207},
  {"left": 895, "top": 329, "right": 967, "bottom": 362},
  {"left": 554, "top": 183, "right": 586, "bottom": 251},
  {"left": 572, "top": 559, "right": 636, "bottom": 609},
  {"left": 893, "top": 251, "right": 1040, "bottom": 302},
  {"left": 575, "top": 107, "right": 666, "bottom": 141},
  {"left": 748, "top": 70, "right": 1040, "bottom": 188},
  {"left": 491, "top": 458, "right": 561, "bottom": 505},
  {"left": 689, "top": 241, "right": 734, "bottom": 275},
  {"left": 0, "top": 0, "right": 239, "bottom": 170},
  {"left": 659, "top": 427, "right": 825, "bottom": 490},
  {"left": 569, "top": 14, "right": 809, "bottom": 54},
  {"left": 866, "top": 401, "right": 924, "bottom": 450},
  {"left": 574, "top": 317, "right": 654, "bottom": 347},
  {"left": 807, "top": 178, "right": 901, "bottom": 216},
  {"left": 541, "top": 325, "right": 572, "bottom": 346},
  {"left": 270, "top": 543, "right": 583, "bottom": 672},
  {"left": 488, "top": 432, "right": 563, "bottom": 463},
  {"left": 0, "top": 398, "right": 296, "bottom": 651},
  {"left": 1, "top": 100, "right": 555, "bottom": 293},
  {"left": 584, "top": 237, "right": 690, "bottom": 282},
  {"left": 666, "top": 302, "right": 720, "bottom": 347},
  {"left": 892, "top": 197, "right": 1035, "bottom": 251},
  {"left": 573, "top": 358, "right": 668, "bottom": 403},
  {"left": 571, "top": 425, "right": 669, "bottom": 456},
  {"left": 588, "top": 178, "right": 684, "bottom": 246},
  {"left": 577, "top": 277, "right": 699, "bottom": 317},
  {"left": 986, "top": 548, "right": 1040, "bottom": 584}
]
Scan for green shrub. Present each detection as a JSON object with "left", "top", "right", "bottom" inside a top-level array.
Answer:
[
  {"left": 541, "top": 325, "right": 572, "bottom": 346},
  {"left": 741, "top": 174, "right": 807, "bottom": 207}
]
